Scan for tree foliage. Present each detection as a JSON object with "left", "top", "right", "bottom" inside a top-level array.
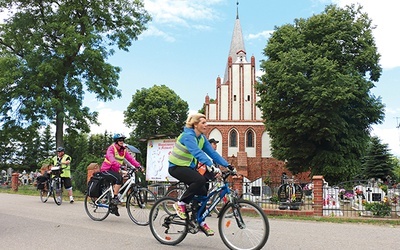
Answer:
[
  {"left": 124, "top": 85, "right": 189, "bottom": 164},
  {"left": 255, "top": 4, "right": 384, "bottom": 183},
  {"left": 362, "top": 136, "right": 394, "bottom": 181},
  {"left": 0, "top": 0, "right": 151, "bottom": 147}
]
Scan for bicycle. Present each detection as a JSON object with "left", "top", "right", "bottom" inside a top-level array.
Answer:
[
  {"left": 50, "top": 165, "right": 64, "bottom": 205},
  {"left": 165, "top": 179, "right": 231, "bottom": 216},
  {"left": 149, "top": 169, "right": 270, "bottom": 250},
  {"left": 37, "top": 165, "right": 64, "bottom": 205},
  {"left": 37, "top": 175, "right": 52, "bottom": 203},
  {"left": 84, "top": 166, "right": 157, "bottom": 225}
]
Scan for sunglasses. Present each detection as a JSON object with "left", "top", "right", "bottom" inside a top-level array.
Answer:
[{"left": 117, "top": 139, "right": 125, "bottom": 142}]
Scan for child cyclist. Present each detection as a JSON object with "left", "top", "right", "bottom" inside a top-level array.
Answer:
[{"left": 168, "top": 113, "right": 234, "bottom": 236}]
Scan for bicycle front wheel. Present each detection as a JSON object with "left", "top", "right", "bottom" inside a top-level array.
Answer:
[
  {"left": 126, "top": 187, "right": 157, "bottom": 226},
  {"left": 39, "top": 188, "right": 51, "bottom": 203},
  {"left": 219, "top": 199, "right": 269, "bottom": 250},
  {"left": 52, "top": 179, "right": 63, "bottom": 206},
  {"left": 149, "top": 197, "right": 187, "bottom": 246}
]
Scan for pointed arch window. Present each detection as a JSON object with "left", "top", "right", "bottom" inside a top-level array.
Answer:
[
  {"left": 246, "top": 130, "right": 254, "bottom": 147},
  {"left": 229, "top": 130, "right": 237, "bottom": 147}
]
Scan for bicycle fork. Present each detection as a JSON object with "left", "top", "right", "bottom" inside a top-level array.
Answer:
[{"left": 231, "top": 202, "right": 245, "bottom": 229}]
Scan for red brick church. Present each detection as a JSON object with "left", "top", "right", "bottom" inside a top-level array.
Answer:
[{"left": 203, "top": 5, "right": 292, "bottom": 183}]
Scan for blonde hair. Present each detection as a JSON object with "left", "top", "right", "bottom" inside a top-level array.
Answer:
[{"left": 185, "top": 113, "right": 206, "bottom": 128}]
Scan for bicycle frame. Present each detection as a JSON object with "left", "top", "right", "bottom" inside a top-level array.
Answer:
[
  {"left": 94, "top": 168, "right": 138, "bottom": 208},
  {"left": 193, "top": 177, "right": 232, "bottom": 224}
]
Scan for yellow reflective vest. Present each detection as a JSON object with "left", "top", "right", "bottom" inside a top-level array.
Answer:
[
  {"left": 104, "top": 145, "right": 126, "bottom": 165},
  {"left": 169, "top": 133, "right": 205, "bottom": 167}
]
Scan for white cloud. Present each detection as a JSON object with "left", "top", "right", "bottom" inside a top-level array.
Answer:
[
  {"left": 142, "top": 0, "right": 222, "bottom": 41},
  {"left": 90, "top": 108, "right": 131, "bottom": 136},
  {"left": 140, "top": 26, "right": 176, "bottom": 42},
  {"left": 371, "top": 126, "right": 400, "bottom": 157},
  {"left": 247, "top": 30, "right": 273, "bottom": 41},
  {"left": 144, "top": 0, "right": 221, "bottom": 25},
  {"left": 333, "top": 0, "right": 400, "bottom": 69}
]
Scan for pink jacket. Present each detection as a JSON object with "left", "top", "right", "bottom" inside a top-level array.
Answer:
[{"left": 101, "top": 143, "right": 141, "bottom": 172}]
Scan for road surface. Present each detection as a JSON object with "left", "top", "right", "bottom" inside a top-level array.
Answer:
[{"left": 1, "top": 193, "right": 399, "bottom": 249}]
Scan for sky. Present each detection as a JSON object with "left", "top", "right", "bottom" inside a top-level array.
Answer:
[
  {"left": 2, "top": 1, "right": 400, "bottom": 156},
  {"left": 84, "top": 0, "right": 400, "bottom": 156}
]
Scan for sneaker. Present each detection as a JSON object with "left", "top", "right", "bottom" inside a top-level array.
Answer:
[
  {"left": 70, "top": 197, "right": 74, "bottom": 203},
  {"left": 173, "top": 202, "right": 187, "bottom": 219},
  {"left": 200, "top": 223, "right": 214, "bottom": 236},
  {"left": 109, "top": 205, "right": 120, "bottom": 217},
  {"left": 111, "top": 197, "right": 121, "bottom": 205}
]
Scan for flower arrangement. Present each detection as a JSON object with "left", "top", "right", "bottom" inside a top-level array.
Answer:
[
  {"left": 390, "top": 195, "right": 399, "bottom": 205},
  {"left": 343, "top": 192, "right": 355, "bottom": 199},
  {"left": 364, "top": 197, "right": 391, "bottom": 217}
]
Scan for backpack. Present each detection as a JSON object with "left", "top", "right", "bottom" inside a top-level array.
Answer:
[
  {"left": 36, "top": 175, "right": 48, "bottom": 190},
  {"left": 87, "top": 172, "right": 104, "bottom": 197}
]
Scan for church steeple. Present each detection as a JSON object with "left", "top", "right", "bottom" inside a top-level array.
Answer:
[{"left": 223, "top": 1, "right": 246, "bottom": 84}]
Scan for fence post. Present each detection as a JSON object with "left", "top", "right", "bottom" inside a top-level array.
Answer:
[
  {"left": 312, "top": 175, "right": 324, "bottom": 216},
  {"left": 231, "top": 176, "right": 243, "bottom": 195},
  {"left": 11, "top": 172, "right": 19, "bottom": 192}
]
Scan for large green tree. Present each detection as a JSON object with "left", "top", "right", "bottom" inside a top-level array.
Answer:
[
  {"left": 0, "top": 0, "right": 151, "bottom": 147},
  {"left": 255, "top": 4, "right": 384, "bottom": 183},
  {"left": 362, "top": 136, "right": 394, "bottom": 181},
  {"left": 124, "top": 85, "right": 189, "bottom": 164}
]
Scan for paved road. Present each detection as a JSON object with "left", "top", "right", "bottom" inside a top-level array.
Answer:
[{"left": 1, "top": 193, "right": 399, "bottom": 249}]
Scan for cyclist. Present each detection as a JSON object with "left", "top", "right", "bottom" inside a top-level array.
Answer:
[
  {"left": 101, "top": 133, "right": 142, "bottom": 216},
  {"left": 52, "top": 147, "right": 74, "bottom": 203},
  {"left": 168, "top": 113, "right": 234, "bottom": 236}
]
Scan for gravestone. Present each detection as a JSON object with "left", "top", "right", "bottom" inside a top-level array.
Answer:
[{"left": 277, "top": 179, "right": 303, "bottom": 210}]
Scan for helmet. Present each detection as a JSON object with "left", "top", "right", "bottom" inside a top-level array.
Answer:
[
  {"left": 56, "top": 147, "right": 65, "bottom": 152},
  {"left": 113, "top": 133, "right": 126, "bottom": 142}
]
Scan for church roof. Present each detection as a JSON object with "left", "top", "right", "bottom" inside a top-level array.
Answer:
[{"left": 223, "top": 3, "right": 246, "bottom": 84}]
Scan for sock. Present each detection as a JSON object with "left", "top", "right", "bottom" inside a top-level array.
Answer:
[{"left": 177, "top": 201, "right": 186, "bottom": 206}]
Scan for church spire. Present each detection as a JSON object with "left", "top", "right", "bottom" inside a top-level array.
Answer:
[
  {"left": 236, "top": 1, "right": 239, "bottom": 19},
  {"left": 223, "top": 1, "right": 246, "bottom": 84}
]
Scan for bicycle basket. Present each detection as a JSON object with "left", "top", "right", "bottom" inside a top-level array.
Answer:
[{"left": 51, "top": 166, "right": 62, "bottom": 176}]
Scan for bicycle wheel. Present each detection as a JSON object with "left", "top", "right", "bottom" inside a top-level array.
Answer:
[
  {"left": 126, "top": 187, "right": 157, "bottom": 226},
  {"left": 84, "top": 189, "right": 111, "bottom": 221},
  {"left": 52, "top": 179, "right": 63, "bottom": 206},
  {"left": 164, "top": 187, "right": 185, "bottom": 215},
  {"left": 219, "top": 199, "right": 269, "bottom": 250},
  {"left": 149, "top": 197, "right": 187, "bottom": 245},
  {"left": 165, "top": 187, "right": 185, "bottom": 199},
  {"left": 39, "top": 187, "right": 51, "bottom": 203}
]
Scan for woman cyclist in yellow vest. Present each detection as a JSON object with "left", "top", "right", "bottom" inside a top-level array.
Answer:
[
  {"left": 101, "top": 133, "right": 142, "bottom": 216},
  {"left": 168, "top": 113, "right": 234, "bottom": 236}
]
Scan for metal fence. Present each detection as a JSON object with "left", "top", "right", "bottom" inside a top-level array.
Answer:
[{"left": 323, "top": 180, "right": 400, "bottom": 218}]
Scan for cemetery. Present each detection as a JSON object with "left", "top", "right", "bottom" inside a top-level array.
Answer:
[{"left": 238, "top": 176, "right": 400, "bottom": 218}]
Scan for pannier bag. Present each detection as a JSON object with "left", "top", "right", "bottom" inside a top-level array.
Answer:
[
  {"left": 87, "top": 172, "right": 104, "bottom": 197},
  {"left": 36, "top": 176, "right": 48, "bottom": 190}
]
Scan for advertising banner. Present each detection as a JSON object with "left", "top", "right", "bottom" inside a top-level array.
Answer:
[{"left": 146, "top": 139, "right": 177, "bottom": 182}]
